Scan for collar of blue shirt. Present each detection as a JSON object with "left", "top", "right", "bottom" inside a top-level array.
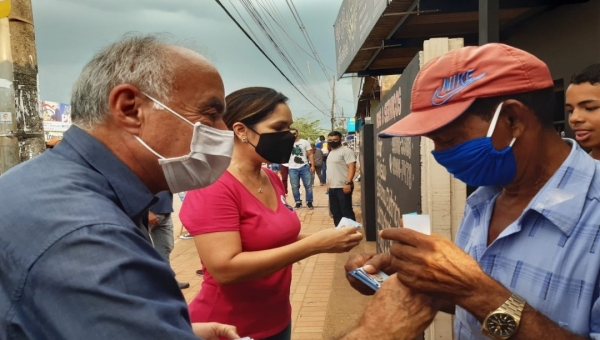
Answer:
[
  {"left": 53, "top": 125, "right": 156, "bottom": 220},
  {"left": 466, "top": 139, "right": 596, "bottom": 237}
]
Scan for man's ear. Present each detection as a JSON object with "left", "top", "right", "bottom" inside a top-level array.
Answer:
[
  {"left": 107, "top": 84, "right": 146, "bottom": 135},
  {"left": 501, "top": 99, "right": 528, "bottom": 139}
]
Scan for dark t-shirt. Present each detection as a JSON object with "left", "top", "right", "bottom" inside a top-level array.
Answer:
[{"left": 150, "top": 191, "right": 174, "bottom": 214}]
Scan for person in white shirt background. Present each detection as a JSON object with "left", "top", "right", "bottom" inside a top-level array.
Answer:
[{"left": 287, "top": 128, "right": 315, "bottom": 210}]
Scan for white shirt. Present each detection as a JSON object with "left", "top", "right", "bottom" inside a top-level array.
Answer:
[{"left": 287, "top": 139, "right": 312, "bottom": 170}]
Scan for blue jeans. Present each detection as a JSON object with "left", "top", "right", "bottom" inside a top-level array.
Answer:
[
  {"left": 289, "top": 164, "right": 313, "bottom": 204},
  {"left": 150, "top": 213, "right": 174, "bottom": 264},
  {"left": 321, "top": 161, "right": 327, "bottom": 183}
]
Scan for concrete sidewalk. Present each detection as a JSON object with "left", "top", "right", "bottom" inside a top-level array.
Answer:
[{"left": 169, "top": 181, "right": 375, "bottom": 340}]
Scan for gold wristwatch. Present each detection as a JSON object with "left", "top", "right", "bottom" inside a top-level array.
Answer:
[{"left": 482, "top": 294, "right": 526, "bottom": 339}]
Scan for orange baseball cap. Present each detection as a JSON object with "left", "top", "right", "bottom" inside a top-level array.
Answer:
[{"left": 379, "top": 43, "right": 554, "bottom": 138}]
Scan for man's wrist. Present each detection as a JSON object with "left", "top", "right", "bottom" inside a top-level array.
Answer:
[{"left": 457, "top": 274, "right": 512, "bottom": 321}]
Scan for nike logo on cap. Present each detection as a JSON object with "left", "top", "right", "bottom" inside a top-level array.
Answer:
[{"left": 431, "top": 69, "right": 486, "bottom": 106}]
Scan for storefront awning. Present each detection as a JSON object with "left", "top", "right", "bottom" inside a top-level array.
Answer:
[{"left": 335, "top": 0, "right": 590, "bottom": 78}]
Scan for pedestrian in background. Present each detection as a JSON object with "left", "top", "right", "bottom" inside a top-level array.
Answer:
[
  {"left": 149, "top": 191, "right": 190, "bottom": 289},
  {"left": 287, "top": 128, "right": 315, "bottom": 209},
  {"left": 311, "top": 142, "right": 325, "bottom": 186},
  {"left": 280, "top": 163, "right": 289, "bottom": 195},
  {"left": 326, "top": 131, "right": 357, "bottom": 227},
  {"left": 316, "top": 135, "right": 328, "bottom": 184}
]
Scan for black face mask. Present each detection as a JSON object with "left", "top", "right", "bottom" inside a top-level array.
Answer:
[
  {"left": 328, "top": 141, "right": 342, "bottom": 149},
  {"left": 248, "top": 129, "right": 296, "bottom": 164}
]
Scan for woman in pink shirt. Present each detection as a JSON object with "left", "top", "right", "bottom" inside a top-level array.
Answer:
[{"left": 180, "top": 87, "right": 363, "bottom": 340}]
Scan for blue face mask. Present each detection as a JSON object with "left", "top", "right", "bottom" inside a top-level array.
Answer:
[{"left": 431, "top": 103, "right": 517, "bottom": 187}]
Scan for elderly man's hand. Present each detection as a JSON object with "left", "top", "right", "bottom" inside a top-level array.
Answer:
[
  {"left": 380, "top": 226, "right": 486, "bottom": 305},
  {"left": 191, "top": 322, "right": 239, "bottom": 340},
  {"left": 342, "top": 274, "right": 438, "bottom": 340},
  {"left": 344, "top": 253, "right": 396, "bottom": 295}
]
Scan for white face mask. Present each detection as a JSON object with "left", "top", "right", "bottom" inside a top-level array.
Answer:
[{"left": 136, "top": 93, "right": 234, "bottom": 193}]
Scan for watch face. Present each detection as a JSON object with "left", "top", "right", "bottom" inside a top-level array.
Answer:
[{"left": 485, "top": 313, "right": 517, "bottom": 337}]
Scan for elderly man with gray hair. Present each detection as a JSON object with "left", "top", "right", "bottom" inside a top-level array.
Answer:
[{"left": 0, "top": 34, "right": 239, "bottom": 340}]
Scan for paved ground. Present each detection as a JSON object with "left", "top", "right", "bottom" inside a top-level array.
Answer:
[{"left": 169, "top": 181, "right": 375, "bottom": 340}]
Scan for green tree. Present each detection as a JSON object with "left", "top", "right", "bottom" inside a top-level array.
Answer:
[{"left": 291, "top": 117, "right": 328, "bottom": 142}]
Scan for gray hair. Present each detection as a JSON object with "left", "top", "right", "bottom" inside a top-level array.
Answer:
[{"left": 71, "top": 33, "right": 176, "bottom": 129}]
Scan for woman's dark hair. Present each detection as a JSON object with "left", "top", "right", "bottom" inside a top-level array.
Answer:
[
  {"left": 223, "top": 87, "right": 288, "bottom": 130},
  {"left": 465, "top": 87, "right": 556, "bottom": 129}
]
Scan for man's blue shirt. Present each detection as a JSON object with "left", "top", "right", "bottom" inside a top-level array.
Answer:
[
  {"left": 0, "top": 126, "right": 196, "bottom": 339},
  {"left": 455, "top": 140, "right": 600, "bottom": 339}
]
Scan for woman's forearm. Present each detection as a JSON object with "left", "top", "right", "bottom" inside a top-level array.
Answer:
[{"left": 207, "top": 237, "right": 319, "bottom": 285}]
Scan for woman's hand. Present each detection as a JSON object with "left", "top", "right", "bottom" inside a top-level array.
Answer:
[{"left": 307, "top": 227, "right": 363, "bottom": 254}]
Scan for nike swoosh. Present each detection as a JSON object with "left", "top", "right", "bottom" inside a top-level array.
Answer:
[
  {"left": 431, "top": 72, "right": 486, "bottom": 106},
  {"left": 432, "top": 87, "right": 464, "bottom": 105}
]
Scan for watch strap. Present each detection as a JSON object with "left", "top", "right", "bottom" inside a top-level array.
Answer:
[{"left": 499, "top": 294, "right": 526, "bottom": 316}]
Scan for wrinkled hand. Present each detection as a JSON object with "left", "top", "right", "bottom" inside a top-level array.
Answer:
[
  {"left": 380, "top": 226, "right": 486, "bottom": 304},
  {"left": 309, "top": 227, "right": 363, "bottom": 254},
  {"left": 192, "top": 322, "right": 239, "bottom": 340},
  {"left": 344, "top": 253, "right": 396, "bottom": 295},
  {"left": 148, "top": 212, "right": 159, "bottom": 228},
  {"left": 342, "top": 274, "right": 439, "bottom": 340}
]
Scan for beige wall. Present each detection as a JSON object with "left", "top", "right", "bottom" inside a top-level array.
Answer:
[
  {"left": 503, "top": 0, "right": 600, "bottom": 136},
  {"left": 505, "top": 0, "right": 600, "bottom": 83}
]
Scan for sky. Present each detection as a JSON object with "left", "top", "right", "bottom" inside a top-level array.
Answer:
[{"left": 31, "top": 0, "right": 357, "bottom": 129}]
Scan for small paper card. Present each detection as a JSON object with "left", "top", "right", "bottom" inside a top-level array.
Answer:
[
  {"left": 335, "top": 217, "right": 362, "bottom": 229},
  {"left": 348, "top": 267, "right": 389, "bottom": 291},
  {"left": 402, "top": 214, "right": 431, "bottom": 235}
]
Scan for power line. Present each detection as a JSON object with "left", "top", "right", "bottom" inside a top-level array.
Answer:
[
  {"left": 227, "top": 0, "right": 265, "bottom": 50},
  {"left": 238, "top": 0, "right": 331, "bottom": 114},
  {"left": 258, "top": 0, "right": 336, "bottom": 74},
  {"left": 285, "top": 0, "right": 333, "bottom": 87},
  {"left": 238, "top": 0, "right": 329, "bottom": 109},
  {"left": 214, "top": 0, "right": 329, "bottom": 115}
]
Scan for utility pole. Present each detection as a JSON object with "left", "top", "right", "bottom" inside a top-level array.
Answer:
[
  {"left": 0, "top": 0, "right": 19, "bottom": 174},
  {"left": 0, "top": 0, "right": 43, "bottom": 175},
  {"left": 330, "top": 75, "right": 336, "bottom": 132}
]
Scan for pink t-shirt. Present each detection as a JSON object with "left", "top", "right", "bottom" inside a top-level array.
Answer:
[{"left": 179, "top": 169, "right": 301, "bottom": 339}]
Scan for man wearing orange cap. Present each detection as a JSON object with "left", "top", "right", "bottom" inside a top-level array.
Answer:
[{"left": 345, "top": 44, "right": 600, "bottom": 339}]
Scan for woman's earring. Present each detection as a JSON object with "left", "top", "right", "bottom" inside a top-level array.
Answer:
[{"left": 242, "top": 137, "right": 248, "bottom": 143}]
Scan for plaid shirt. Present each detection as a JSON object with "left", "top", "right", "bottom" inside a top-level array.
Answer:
[{"left": 454, "top": 140, "right": 600, "bottom": 339}]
